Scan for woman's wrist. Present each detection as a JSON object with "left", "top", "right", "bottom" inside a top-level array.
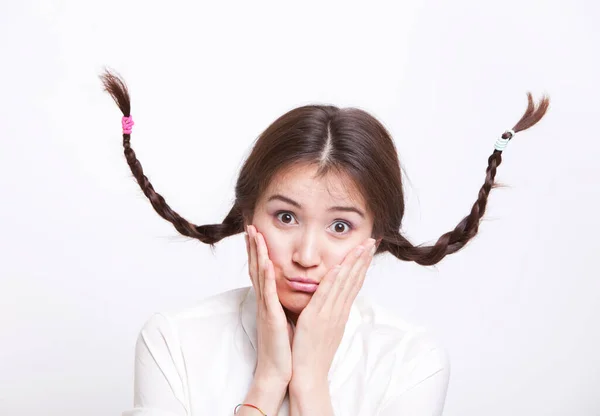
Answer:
[
  {"left": 288, "top": 377, "right": 334, "bottom": 416},
  {"left": 288, "top": 372, "right": 328, "bottom": 394},
  {"left": 289, "top": 380, "right": 326, "bottom": 398},
  {"left": 236, "top": 375, "right": 289, "bottom": 415}
]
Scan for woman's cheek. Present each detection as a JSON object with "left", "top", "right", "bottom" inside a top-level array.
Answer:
[
  {"left": 269, "top": 244, "right": 287, "bottom": 272},
  {"left": 261, "top": 231, "right": 284, "bottom": 265},
  {"left": 271, "top": 238, "right": 294, "bottom": 278}
]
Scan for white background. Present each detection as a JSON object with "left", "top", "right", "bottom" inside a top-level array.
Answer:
[{"left": 1, "top": 0, "right": 599, "bottom": 415}]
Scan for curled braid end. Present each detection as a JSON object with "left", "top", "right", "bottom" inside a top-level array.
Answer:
[
  {"left": 512, "top": 92, "right": 550, "bottom": 134},
  {"left": 99, "top": 67, "right": 131, "bottom": 117},
  {"left": 494, "top": 92, "right": 550, "bottom": 152}
]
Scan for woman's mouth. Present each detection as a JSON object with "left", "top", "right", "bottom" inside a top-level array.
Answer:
[{"left": 285, "top": 278, "right": 319, "bottom": 293}]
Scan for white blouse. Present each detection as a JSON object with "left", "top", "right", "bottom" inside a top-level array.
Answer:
[{"left": 121, "top": 286, "right": 450, "bottom": 416}]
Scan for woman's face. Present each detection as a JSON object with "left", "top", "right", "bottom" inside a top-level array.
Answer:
[{"left": 249, "top": 163, "right": 375, "bottom": 322}]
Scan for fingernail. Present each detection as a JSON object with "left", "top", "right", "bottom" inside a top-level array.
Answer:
[
  {"left": 355, "top": 246, "right": 365, "bottom": 257},
  {"left": 368, "top": 238, "right": 376, "bottom": 255}
]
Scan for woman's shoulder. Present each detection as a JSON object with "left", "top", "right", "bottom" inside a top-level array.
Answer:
[
  {"left": 354, "top": 293, "right": 449, "bottom": 365},
  {"left": 136, "top": 286, "right": 251, "bottom": 336}
]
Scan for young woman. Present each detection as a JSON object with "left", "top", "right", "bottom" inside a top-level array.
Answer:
[{"left": 101, "top": 69, "right": 549, "bottom": 416}]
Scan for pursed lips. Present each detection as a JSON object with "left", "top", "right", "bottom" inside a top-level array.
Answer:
[{"left": 286, "top": 276, "right": 319, "bottom": 285}]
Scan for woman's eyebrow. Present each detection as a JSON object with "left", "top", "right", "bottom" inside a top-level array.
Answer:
[{"left": 267, "top": 194, "right": 365, "bottom": 218}]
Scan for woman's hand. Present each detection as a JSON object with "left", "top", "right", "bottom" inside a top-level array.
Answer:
[
  {"left": 245, "top": 225, "right": 295, "bottom": 386},
  {"left": 290, "top": 237, "right": 377, "bottom": 385}
]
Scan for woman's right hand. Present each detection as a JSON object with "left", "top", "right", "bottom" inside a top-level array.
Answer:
[{"left": 245, "top": 225, "right": 294, "bottom": 385}]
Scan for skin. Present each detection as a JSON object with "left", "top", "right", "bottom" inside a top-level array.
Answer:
[
  {"left": 240, "top": 162, "right": 380, "bottom": 414},
  {"left": 246, "top": 162, "right": 376, "bottom": 326}
]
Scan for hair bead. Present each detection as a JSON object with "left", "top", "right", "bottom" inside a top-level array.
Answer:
[{"left": 122, "top": 115, "right": 134, "bottom": 134}]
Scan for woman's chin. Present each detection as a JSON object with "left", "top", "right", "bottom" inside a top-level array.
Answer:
[{"left": 279, "top": 290, "right": 311, "bottom": 315}]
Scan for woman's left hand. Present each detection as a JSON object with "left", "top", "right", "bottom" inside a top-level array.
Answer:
[{"left": 290, "top": 237, "right": 377, "bottom": 384}]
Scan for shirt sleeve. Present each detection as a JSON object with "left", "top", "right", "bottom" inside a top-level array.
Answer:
[
  {"left": 377, "top": 346, "right": 450, "bottom": 416},
  {"left": 121, "top": 313, "right": 190, "bottom": 416}
]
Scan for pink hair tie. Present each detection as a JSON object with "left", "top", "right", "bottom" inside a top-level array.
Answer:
[{"left": 122, "top": 115, "right": 134, "bottom": 134}]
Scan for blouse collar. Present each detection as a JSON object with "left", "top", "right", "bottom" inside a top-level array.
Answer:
[{"left": 239, "top": 285, "right": 363, "bottom": 392}]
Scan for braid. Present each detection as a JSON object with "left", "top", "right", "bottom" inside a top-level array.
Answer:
[
  {"left": 100, "top": 68, "right": 549, "bottom": 261},
  {"left": 99, "top": 68, "right": 243, "bottom": 249},
  {"left": 384, "top": 92, "right": 550, "bottom": 266}
]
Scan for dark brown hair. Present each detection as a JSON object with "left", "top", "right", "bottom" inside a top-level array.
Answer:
[{"left": 100, "top": 68, "right": 549, "bottom": 266}]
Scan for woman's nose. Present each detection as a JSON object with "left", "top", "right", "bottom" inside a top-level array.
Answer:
[{"left": 291, "top": 231, "right": 322, "bottom": 268}]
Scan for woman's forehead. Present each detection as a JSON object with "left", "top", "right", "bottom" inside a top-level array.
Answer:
[{"left": 264, "top": 164, "right": 366, "bottom": 208}]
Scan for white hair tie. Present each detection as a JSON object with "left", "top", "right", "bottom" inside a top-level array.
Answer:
[{"left": 494, "top": 129, "right": 516, "bottom": 152}]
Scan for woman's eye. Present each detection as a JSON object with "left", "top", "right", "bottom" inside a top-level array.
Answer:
[
  {"left": 275, "top": 212, "right": 352, "bottom": 235},
  {"left": 330, "top": 221, "right": 352, "bottom": 234},
  {"left": 276, "top": 211, "right": 296, "bottom": 225}
]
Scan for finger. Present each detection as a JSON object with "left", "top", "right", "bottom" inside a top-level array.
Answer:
[
  {"left": 258, "top": 233, "right": 283, "bottom": 320},
  {"left": 263, "top": 259, "right": 282, "bottom": 317},
  {"left": 337, "top": 242, "right": 369, "bottom": 294},
  {"left": 255, "top": 229, "right": 266, "bottom": 299},
  {"left": 308, "top": 264, "right": 342, "bottom": 313},
  {"left": 329, "top": 242, "right": 368, "bottom": 301},
  {"left": 249, "top": 225, "right": 261, "bottom": 301},
  {"left": 256, "top": 230, "right": 273, "bottom": 301},
  {"left": 287, "top": 320, "right": 295, "bottom": 346},
  {"left": 341, "top": 238, "right": 375, "bottom": 300},
  {"left": 245, "top": 229, "right": 249, "bottom": 253},
  {"left": 245, "top": 230, "right": 253, "bottom": 285},
  {"left": 324, "top": 237, "right": 372, "bottom": 315},
  {"left": 347, "top": 242, "right": 375, "bottom": 308}
]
